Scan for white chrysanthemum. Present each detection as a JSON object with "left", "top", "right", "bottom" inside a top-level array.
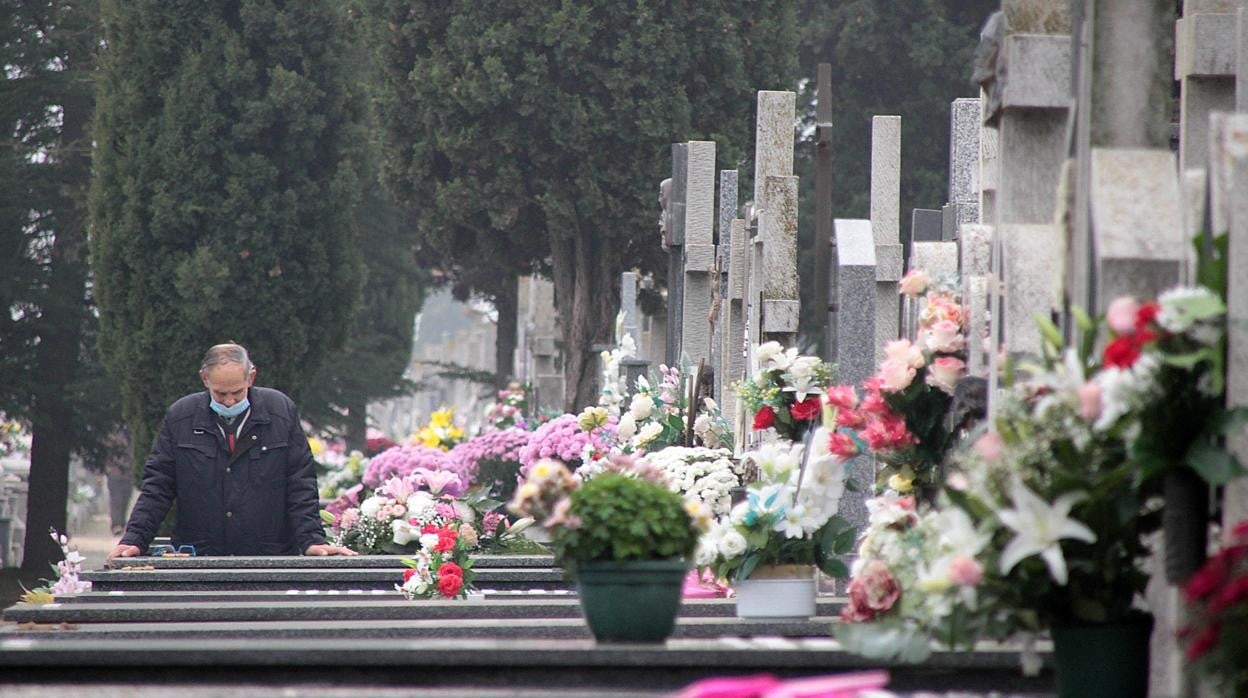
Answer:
[{"left": 359, "top": 495, "right": 385, "bottom": 520}]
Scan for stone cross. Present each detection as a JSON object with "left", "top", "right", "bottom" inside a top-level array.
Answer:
[
  {"left": 665, "top": 144, "right": 688, "bottom": 367},
  {"left": 815, "top": 63, "right": 836, "bottom": 360},
  {"left": 714, "top": 169, "right": 739, "bottom": 404},
  {"left": 746, "top": 91, "right": 796, "bottom": 363},
  {"left": 870, "top": 116, "right": 903, "bottom": 365},
  {"left": 979, "top": 94, "right": 999, "bottom": 226},
  {"left": 719, "top": 218, "right": 747, "bottom": 433},
  {"left": 834, "top": 218, "right": 877, "bottom": 553},
  {"left": 760, "top": 175, "right": 800, "bottom": 348},
  {"left": 681, "top": 140, "right": 717, "bottom": 366}
]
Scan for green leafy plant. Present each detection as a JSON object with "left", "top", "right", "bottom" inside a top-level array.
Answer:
[{"left": 557, "top": 472, "right": 700, "bottom": 572}]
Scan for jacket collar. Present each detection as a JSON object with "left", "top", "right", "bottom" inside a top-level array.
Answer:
[{"left": 191, "top": 387, "right": 272, "bottom": 432}]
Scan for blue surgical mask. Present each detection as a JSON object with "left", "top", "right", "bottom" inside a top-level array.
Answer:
[{"left": 210, "top": 397, "right": 250, "bottom": 419}]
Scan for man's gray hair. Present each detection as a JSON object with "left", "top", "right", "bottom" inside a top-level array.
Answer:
[{"left": 200, "top": 343, "right": 255, "bottom": 374}]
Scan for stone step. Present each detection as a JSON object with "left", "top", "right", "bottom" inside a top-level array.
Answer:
[
  {"left": 81, "top": 567, "right": 570, "bottom": 591},
  {"left": 107, "top": 554, "right": 556, "bottom": 570},
  {"left": 0, "top": 636, "right": 1054, "bottom": 692},
  {"left": 42, "top": 589, "right": 581, "bottom": 604},
  {"left": 3, "top": 598, "right": 845, "bottom": 623},
  {"left": 0, "top": 615, "right": 835, "bottom": 641}
]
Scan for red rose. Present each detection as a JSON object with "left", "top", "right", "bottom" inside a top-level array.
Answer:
[
  {"left": 402, "top": 568, "right": 417, "bottom": 583},
  {"left": 435, "top": 529, "right": 457, "bottom": 553},
  {"left": 790, "top": 396, "right": 821, "bottom": 421},
  {"left": 437, "top": 573, "right": 464, "bottom": 597},
  {"left": 1233, "top": 518, "right": 1248, "bottom": 540},
  {"left": 421, "top": 524, "right": 438, "bottom": 534},
  {"left": 438, "top": 562, "right": 463, "bottom": 579},
  {"left": 1209, "top": 572, "right": 1248, "bottom": 615},
  {"left": 752, "top": 405, "right": 776, "bottom": 431},
  {"left": 1102, "top": 336, "right": 1141, "bottom": 369},
  {"left": 827, "top": 431, "right": 859, "bottom": 460},
  {"left": 1135, "top": 302, "right": 1160, "bottom": 330}
]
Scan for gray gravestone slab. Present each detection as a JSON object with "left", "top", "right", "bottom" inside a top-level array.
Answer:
[
  {"left": 950, "top": 98, "right": 982, "bottom": 205},
  {"left": 940, "top": 203, "right": 980, "bottom": 242},
  {"left": 1090, "top": 148, "right": 1185, "bottom": 308},
  {"left": 1182, "top": 169, "right": 1208, "bottom": 279},
  {"left": 3, "top": 598, "right": 845, "bottom": 624},
  {"left": 621, "top": 272, "right": 639, "bottom": 351},
  {"left": 1239, "top": 9, "right": 1247, "bottom": 110},
  {"left": 1003, "top": 0, "right": 1071, "bottom": 34},
  {"left": 1223, "top": 115, "right": 1248, "bottom": 529},
  {"left": 979, "top": 114, "right": 999, "bottom": 225},
  {"left": 0, "top": 616, "right": 838, "bottom": 642},
  {"left": 834, "top": 219, "right": 877, "bottom": 556},
  {"left": 80, "top": 567, "right": 568, "bottom": 592},
  {"left": 107, "top": 555, "right": 556, "bottom": 570},
  {"left": 666, "top": 144, "right": 688, "bottom": 366},
  {"left": 910, "top": 209, "right": 944, "bottom": 242},
  {"left": 910, "top": 242, "right": 959, "bottom": 285},
  {"left": 1177, "top": 9, "right": 1241, "bottom": 174},
  {"left": 870, "top": 117, "right": 901, "bottom": 246},
  {"left": 1176, "top": 10, "right": 1240, "bottom": 79},
  {"left": 1001, "top": 33, "right": 1070, "bottom": 109},
  {"left": 752, "top": 92, "right": 795, "bottom": 210},
  {"left": 682, "top": 141, "right": 717, "bottom": 365},
  {"left": 714, "top": 170, "right": 739, "bottom": 403},
  {"left": 0, "top": 637, "right": 1052, "bottom": 693},
  {"left": 1001, "top": 224, "right": 1065, "bottom": 357},
  {"left": 761, "top": 175, "right": 800, "bottom": 345}
]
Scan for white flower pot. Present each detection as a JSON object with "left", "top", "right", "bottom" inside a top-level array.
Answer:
[{"left": 734, "top": 565, "right": 817, "bottom": 618}]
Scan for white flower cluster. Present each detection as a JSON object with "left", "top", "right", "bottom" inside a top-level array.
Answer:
[
  {"left": 754, "top": 341, "right": 825, "bottom": 402},
  {"left": 641, "top": 447, "right": 744, "bottom": 516},
  {"left": 597, "top": 329, "right": 637, "bottom": 416}
]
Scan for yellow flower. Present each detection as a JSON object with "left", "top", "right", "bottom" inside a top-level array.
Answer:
[
  {"left": 449, "top": 426, "right": 464, "bottom": 441},
  {"left": 307, "top": 437, "right": 326, "bottom": 457},
  {"left": 418, "top": 427, "right": 440, "bottom": 449},
  {"left": 577, "top": 406, "right": 609, "bottom": 432},
  {"left": 530, "top": 460, "right": 555, "bottom": 482},
  {"left": 888, "top": 473, "right": 914, "bottom": 493},
  {"left": 684, "top": 500, "right": 712, "bottom": 531},
  {"left": 430, "top": 408, "right": 455, "bottom": 429}
]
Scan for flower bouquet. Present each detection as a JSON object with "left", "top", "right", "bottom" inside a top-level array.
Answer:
[
  {"left": 517, "top": 412, "right": 616, "bottom": 472},
  {"left": 698, "top": 431, "right": 855, "bottom": 586},
  {"left": 362, "top": 443, "right": 467, "bottom": 493},
  {"left": 21, "top": 529, "right": 91, "bottom": 603},
  {"left": 483, "top": 383, "right": 531, "bottom": 431},
  {"left": 448, "top": 426, "right": 530, "bottom": 502},
  {"left": 736, "top": 342, "right": 834, "bottom": 442},
  {"left": 1179, "top": 518, "right": 1248, "bottom": 695},
  {"left": 638, "top": 447, "right": 745, "bottom": 517},
  {"left": 396, "top": 521, "right": 477, "bottom": 599}
]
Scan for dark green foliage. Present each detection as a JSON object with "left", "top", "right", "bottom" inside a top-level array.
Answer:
[
  {"left": 90, "top": 1, "right": 365, "bottom": 462},
  {"left": 359, "top": 0, "right": 796, "bottom": 409},
  {"left": 560, "top": 473, "right": 698, "bottom": 566},
  {"left": 795, "top": 0, "right": 1000, "bottom": 346}
]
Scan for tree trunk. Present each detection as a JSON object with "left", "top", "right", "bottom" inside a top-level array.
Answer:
[
  {"left": 344, "top": 396, "right": 367, "bottom": 454},
  {"left": 23, "top": 65, "right": 92, "bottom": 570},
  {"left": 493, "top": 271, "right": 518, "bottom": 387},
  {"left": 550, "top": 227, "right": 617, "bottom": 413}
]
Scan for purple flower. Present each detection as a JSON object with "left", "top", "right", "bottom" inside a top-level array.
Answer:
[
  {"left": 518, "top": 414, "right": 617, "bottom": 470},
  {"left": 447, "top": 428, "right": 531, "bottom": 484}
]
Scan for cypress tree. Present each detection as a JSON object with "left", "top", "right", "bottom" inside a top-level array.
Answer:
[
  {"left": 360, "top": 0, "right": 797, "bottom": 411},
  {"left": 91, "top": 0, "right": 364, "bottom": 462}
]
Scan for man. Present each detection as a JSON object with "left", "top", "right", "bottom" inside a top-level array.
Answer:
[{"left": 107, "top": 343, "right": 355, "bottom": 561}]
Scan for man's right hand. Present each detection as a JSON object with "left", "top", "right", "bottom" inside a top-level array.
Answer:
[{"left": 106, "top": 544, "right": 141, "bottom": 564}]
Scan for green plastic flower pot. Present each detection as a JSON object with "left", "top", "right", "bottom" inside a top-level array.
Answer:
[
  {"left": 1052, "top": 613, "right": 1153, "bottom": 698},
  {"left": 575, "top": 559, "right": 690, "bottom": 644}
]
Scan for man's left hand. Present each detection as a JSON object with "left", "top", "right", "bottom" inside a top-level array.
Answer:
[{"left": 304, "top": 543, "right": 358, "bottom": 556}]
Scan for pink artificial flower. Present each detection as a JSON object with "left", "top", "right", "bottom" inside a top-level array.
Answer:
[
  {"left": 972, "top": 431, "right": 1004, "bottom": 463},
  {"left": 827, "top": 431, "right": 860, "bottom": 460},
  {"left": 925, "top": 356, "right": 966, "bottom": 394},
  {"left": 381, "top": 475, "right": 415, "bottom": 503},
  {"left": 884, "top": 338, "right": 926, "bottom": 370},
  {"left": 338, "top": 508, "right": 360, "bottom": 530},
  {"left": 1105, "top": 296, "right": 1139, "bottom": 335},
  {"left": 861, "top": 414, "right": 915, "bottom": 452},
  {"left": 435, "top": 502, "right": 458, "bottom": 520},
  {"left": 1077, "top": 381, "right": 1102, "bottom": 422},
  {"left": 922, "top": 293, "right": 965, "bottom": 327},
  {"left": 948, "top": 555, "right": 984, "bottom": 587},
  {"left": 877, "top": 359, "right": 917, "bottom": 393},
  {"left": 840, "top": 560, "right": 901, "bottom": 623},
  {"left": 898, "top": 269, "right": 930, "bottom": 298},
  {"left": 482, "top": 511, "right": 504, "bottom": 536},
  {"left": 924, "top": 320, "right": 966, "bottom": 354},
  {"left": 825, "top": 385, "right": 859, "bottom": 411}
]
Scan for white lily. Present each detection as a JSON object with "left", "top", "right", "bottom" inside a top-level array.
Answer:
[{"left": 997, "top": 481, "right": 1096, "bottom": 585}]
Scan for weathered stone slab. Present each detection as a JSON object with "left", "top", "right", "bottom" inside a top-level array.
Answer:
[
  {"left": 3, "top": 598, "right": 846, "bottom": 624},
  {"left": 107, "top": 555, "right": 556, "bottom": 570},
  {"left": 752, "top": 91, "right": 795, "bottom": 210},
  {"left": 910, "top": 209, "right": 944, "bottom": 242},
  {"left": 81, "top": 567, "right": 569, "bottom": 592},
  {"left": 1176, "top": 11, "right": 1241, "bottom": 79},
  {"left": 1001, "top": 224, "right": 1065, "bottom": 357},
  {"left": 960, "top": 224, "right": 994, "bottom": 278},
  {"left": 682, "top": 140, "right": 717, "bottom": 364},
  {"left": 870, "top": 116, "right": 901, "bottom": 246},
  {"left": 966, "top": 275, "right": 993, "bottom": 378},
  {"left": 949, "top": 98, "right": 982, "bottom": 205},
  {"left": 1223, "top": 114, "right": 1248, "bottom": 530},
  {"left": 1003, "top": 0, "right": 1071, "bottom": 34},
  {"left": 1090, "top": 148, "right": 1186, "bottom": 307},
  {"left": 1001, "top": 34, "right": 1071, "bottom": 109},
  {"left": 0, "top": 636, "right": 1054, "bottom": 693}
]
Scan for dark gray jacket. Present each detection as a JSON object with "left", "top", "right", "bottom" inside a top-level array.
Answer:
[{"left": 121, "top": 386, "right": 326, "bottom": 555}]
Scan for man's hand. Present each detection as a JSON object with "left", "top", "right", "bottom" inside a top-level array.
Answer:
[
  {"left": 106, "top": 544, "right": 142, "bottom": 564},
  {"left": 304, "top": 543, "right": 357, "bottom": 556}
]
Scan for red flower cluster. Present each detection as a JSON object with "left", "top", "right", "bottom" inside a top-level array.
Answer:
[
  {"left": 751, "top": 396, "right": 822, "bottom": 432},
  {"left": 1103, "top": 301, "right": 1160, "bottom": 369},
  {"left": 437, "top": 561, "right": 464, "bottom": 597},
  {"left": 1179, "top": 519, "right": 1248, "bottom": 666},
  {"left": 823, "top": 379, "right": 917, "bottom": 462}
]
